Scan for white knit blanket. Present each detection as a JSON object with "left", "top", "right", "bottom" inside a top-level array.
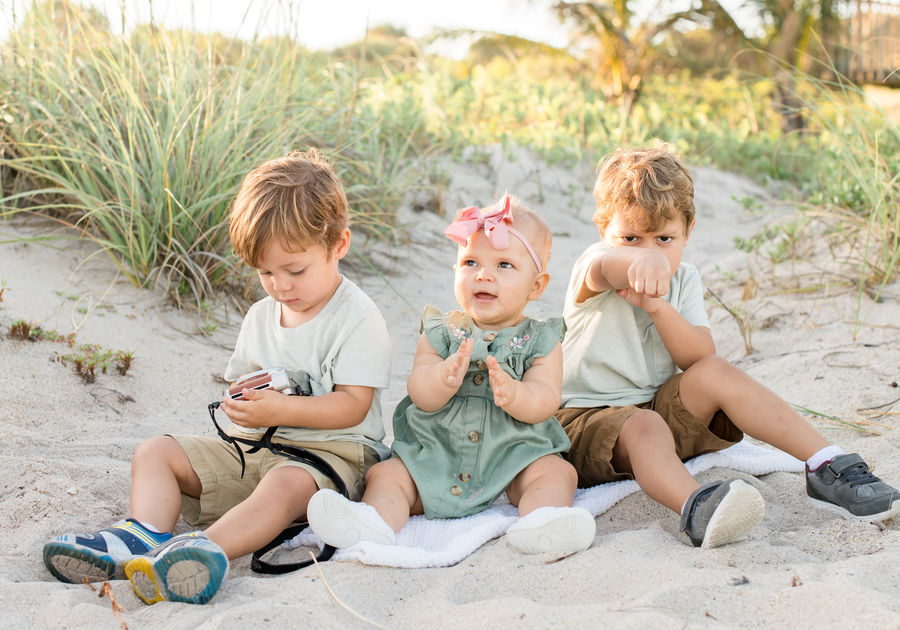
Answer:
[{"left": 286, "top": 440, "right": 803, "bottom": 568}]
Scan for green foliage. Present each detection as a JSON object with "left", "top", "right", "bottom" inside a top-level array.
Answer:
[
  {"left": 0, "top": 3, "right": 433, "bottom": 307},
  {"left": 786, "top": 72, "right": 900, "bottom": 294},
  {"left": 734, "top": 226, "right": 781, "bottom": 253},
  {"left": 1, "top": 2, "right": 896, "bottom": 320}
]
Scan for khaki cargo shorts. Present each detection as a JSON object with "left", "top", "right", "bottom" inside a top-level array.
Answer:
[
  {"left": 172, "top": 433, "right": 379, "bottom": 527},
  {"left": 557, "top": 372, "right": 742, "bottom": 488}
]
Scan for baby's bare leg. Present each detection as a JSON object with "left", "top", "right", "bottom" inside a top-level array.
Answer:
[
  {"left": 362, "top": 458, "right": 424, "bottom": 532},
  {"left": 506, "top": 454, "right": 578, "bottom": 516},
  {"left": 205, "top": 465, "right": 317, "bottom": 559},
  {"left": 131, "top": 435, "right": 201, "bottom": 533},
  {"left": 678, "top": 355, "right": 827, "bottom": 461},
  {"left": 613, "top": 409, "right": 699, "bottom": 513}
]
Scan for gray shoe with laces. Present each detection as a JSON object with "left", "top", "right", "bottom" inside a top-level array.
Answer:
[
  {"left": 806, "top": 453, "right": 900, "bottom": 521},
  {"left": 680, "top": 478, "right": 765, "bottom": 548}
]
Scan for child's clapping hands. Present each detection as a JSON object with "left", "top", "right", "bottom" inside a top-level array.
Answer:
[
  {"left": 440, "top": 338, "right": 473, "bottom": 388},
  {"left": 486, "top": 355, "right": 516, "bottom": 408}
]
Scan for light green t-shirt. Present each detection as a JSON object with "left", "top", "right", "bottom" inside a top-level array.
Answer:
[
  {"left": 561, "top": 242, "right": 710, "bottom": 408},
  {"left": 224, "top": 276, "right": 391, "bottom": 459}
]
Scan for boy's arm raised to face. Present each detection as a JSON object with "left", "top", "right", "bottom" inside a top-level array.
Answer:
[
  {"left": 220, "top": 384, "right": 375, "bottom": 430},
  {"left": 578, "top": 248, "right": 715, "bottom": 370},
  {"left": 579, "top": 247, "right": 671, "bottom": 302}
]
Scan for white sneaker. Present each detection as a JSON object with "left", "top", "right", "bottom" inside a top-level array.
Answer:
[
  {"left": 307, "top": 489, "right": 396, "bottom": 548},
  {"left": 506, "top": 506, "right": 596, "bottom": 554}
]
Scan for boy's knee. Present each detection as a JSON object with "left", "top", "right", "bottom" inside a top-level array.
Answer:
[
  {"left": 684, "top": 355, "right": 731, "bottom": 380},
  {"left": 620, "top": 409, "right": 668, "bottom": 439},
  {"left": 264, "top": 465, "right": 317, "bottom": 496},
  {"left": 133, "top": 434, "right": 180, "bottom": 463}
]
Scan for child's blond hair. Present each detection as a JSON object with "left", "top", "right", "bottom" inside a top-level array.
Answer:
[
  {"left": 229, "top": 149, "right": 349, "bottom": 268},
  {"left": 508, "top": 200, "right": 552, "bottom": 271},
  {"left": 592, "top": 147, "right": 694, "bottom": 235}
]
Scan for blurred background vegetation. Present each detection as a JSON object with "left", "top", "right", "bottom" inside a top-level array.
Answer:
[{"left": 0, "top": 0, "right": 897, "bottom": 308}]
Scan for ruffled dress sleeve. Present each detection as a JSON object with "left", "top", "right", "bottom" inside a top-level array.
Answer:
[
  {"left": 493, "top": 316, "right": 566, "bottom": 379},
  {"left": 420, "top": 306, "right": 474, "bottom": 360}
]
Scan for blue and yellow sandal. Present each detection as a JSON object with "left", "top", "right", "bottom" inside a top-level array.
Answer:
[
  {"left": 43, "top": 518, "right": 173, "bottom": 583},
  {"left": 124, "top": 532, "right": 228, "bottom": 605}
]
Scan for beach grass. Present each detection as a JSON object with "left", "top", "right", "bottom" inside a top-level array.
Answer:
[
  {"left": 0, "top": 3, "right": 432, "bottom": 307},
  {"left": 1, "top": 3, "right": 897, "bottom": 313}
]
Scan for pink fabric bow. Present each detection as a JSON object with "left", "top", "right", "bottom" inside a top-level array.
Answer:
[{"left": 444, "top": 196, "right": 543, "bottom": 272}]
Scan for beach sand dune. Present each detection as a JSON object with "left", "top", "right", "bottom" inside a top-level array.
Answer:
[{"left": 2, "top": 148, "right": 898, "bottom": 628}]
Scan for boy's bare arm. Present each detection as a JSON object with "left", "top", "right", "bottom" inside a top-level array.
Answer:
[
  {"left": 407, "top": 334, "right": 473, "bottom": 412},
  {"left": 578, "top": 248, "right": 671, "bottom": 302},
  {"left": 582, "top": 247, "right": 714, "bottom": 369},
  {"left": 646, "top": 301, "right": 716, "bottom": 369},
  {"left": 487, "top": 343, "right": 562, "bottom": 424},
  {"left": 221, "top": 383, "right": 375, "bottom": 430}
]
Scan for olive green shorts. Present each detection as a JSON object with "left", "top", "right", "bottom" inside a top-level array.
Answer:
[
  {"left": 171, "top": 433, "right": 379, "bottom": 527},
  {"left": 557, "top": 373, "right": 742, "bottom": 488}
]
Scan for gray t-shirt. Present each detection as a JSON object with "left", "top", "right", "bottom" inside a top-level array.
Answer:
[
  {"left": 225, "top": 276, "right": 391, "bottom": 459},
  {"left": 561, "top": 242, "right": 709, "bottom": 408}
]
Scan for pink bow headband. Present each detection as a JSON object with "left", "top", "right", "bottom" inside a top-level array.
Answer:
[{"left": 443, "top": 196, "right": 543, "bottom": 272}]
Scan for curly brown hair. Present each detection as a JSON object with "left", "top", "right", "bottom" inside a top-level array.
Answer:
[
  {"left": 229, "top": 149, "right": 349, "bottom": 268},
  {"left": 592, "top": 146, "right": 694, "bottom": 236}
]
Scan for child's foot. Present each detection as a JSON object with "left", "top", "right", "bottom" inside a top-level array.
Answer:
[
  {"left": 43, "top": 518, "right": 173, "bottom": 583},
  {"left": 680, "top": 478, "right": 764, "bottom": 549},
  {"left": 124, "top": 532, "right": 228, "bottom": 605},
  {"left": 306, "top": 488, "right": 396, "bottom": 548},
  {"left": 806, "top": 453, "right": 900, "bottom": 521},
  {"left": 506, "top": 506, "right": 596, "bottom": 554}
]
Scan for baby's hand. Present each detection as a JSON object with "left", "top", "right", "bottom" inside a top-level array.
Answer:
[
  {"left": 627, "top": 252, "right": 671, "bottom": 298},
  {"left": 486, "top": 355, "right": 516, "bottom": 408},
  {"left": 440, "top": 338, "right": 473, "bottom": 388}
]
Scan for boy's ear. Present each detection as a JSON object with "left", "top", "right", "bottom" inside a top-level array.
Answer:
[
  {"left": 527, "top": 271, "right": 551, "bottom": 301},
  {"left": 331, "top": 228, "right": 351, "bottom": 260},
  {"left": 685, "top": 219, "right": 696, "bottom": 240}
]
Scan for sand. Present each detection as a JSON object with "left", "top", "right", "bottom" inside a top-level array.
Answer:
[{"left": 1, "top": 146, "right": 899, "bottom": 629}]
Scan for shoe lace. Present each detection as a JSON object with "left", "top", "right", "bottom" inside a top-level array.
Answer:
[{"left": 838, "top": 462, "right": 880, "bottom": 488}]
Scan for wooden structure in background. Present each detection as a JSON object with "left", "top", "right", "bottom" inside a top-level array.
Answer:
[{"left": 836, "top": 0, "right": 900, "bottom": 86}]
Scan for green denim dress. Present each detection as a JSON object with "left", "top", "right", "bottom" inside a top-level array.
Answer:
[{"left": 391, "top": 306, "right": 570, "bottom": 519}]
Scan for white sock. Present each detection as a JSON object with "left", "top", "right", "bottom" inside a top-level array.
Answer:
[
  {"left": 807, "top": 445, "right": 846, "bottom": 471},
  {"left": 136, "top": 520, "right": 165, "bottom": 534}
]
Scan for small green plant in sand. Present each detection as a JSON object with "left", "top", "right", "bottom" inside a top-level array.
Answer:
[
  {"left": 734, "top": 225, "right": 781, "bottom": 254},
  {"left": 57, "top": 346, "right": 134, "bottom": 384},
  {"left": 733, "top": 195, "right": 766, "bottom": 214},
  {"left": 8, "top": 320, "right": 76, "bottom": 346},
  {"left": 766, "top": 218, "right": 810, "bottom": 263},
  {"left": 7, "top": 319, "right": 132, "bottom": 383},
  {"left": 0, "top": 278, "right": 7, "bottom": 302}
]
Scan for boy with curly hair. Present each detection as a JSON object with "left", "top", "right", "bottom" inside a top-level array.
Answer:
[{"left": 558, "top": 146, "right": 899, "bottom": 548}]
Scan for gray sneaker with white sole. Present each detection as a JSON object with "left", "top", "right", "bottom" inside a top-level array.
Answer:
[
  {"left": 680, "top": 478, "right": 765, "bottom": 548},
  {"left": 806, "top": 453, "right": 900, "bottom": 521}
]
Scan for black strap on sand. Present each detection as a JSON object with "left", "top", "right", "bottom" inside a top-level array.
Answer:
[{"left": 207, "top": 401, "right": 350, "bottom": 574}]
